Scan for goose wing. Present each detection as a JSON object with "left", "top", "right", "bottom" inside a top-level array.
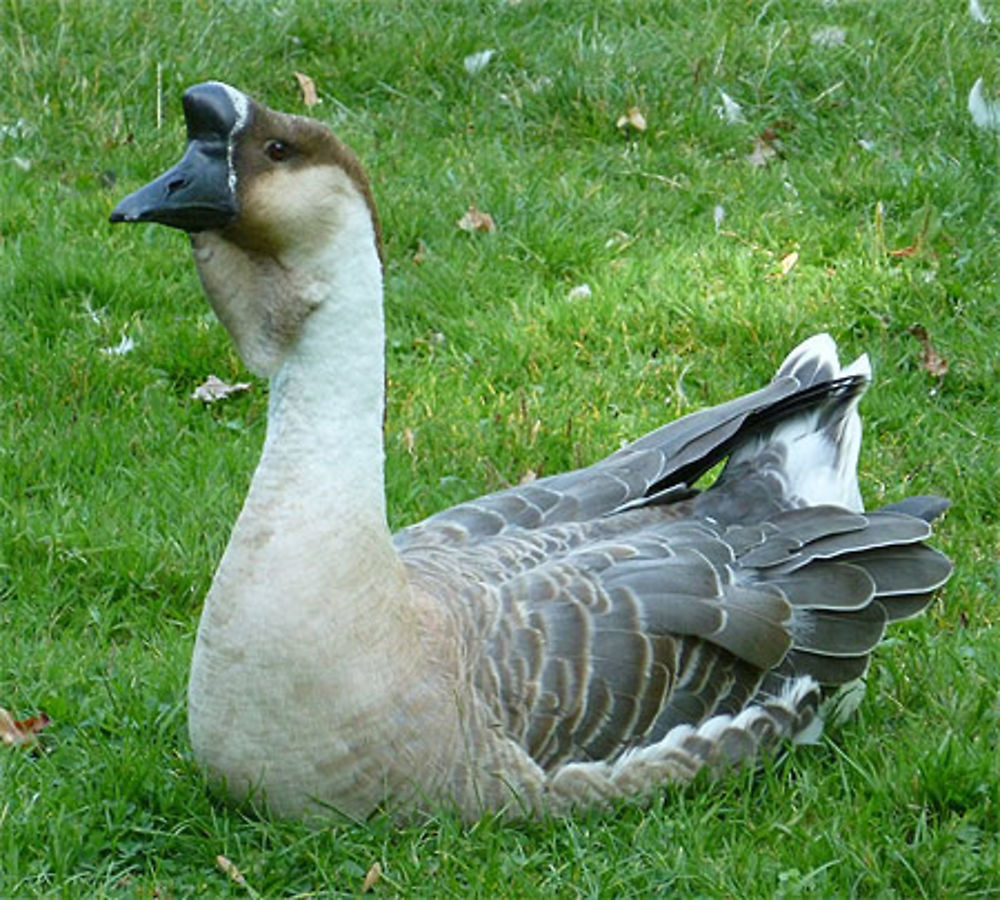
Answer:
[
  {"left": 395, "top": 333, "right": 951, "bottom": 777},
  {"left": 407, "top": 502, "right": 950, "bottom": 773},
  {"left": 393, "top": 376, "right": 804, "bottom": 552},
  {"left": 467, "top": 515, "right": 793, "bottom": 770}
]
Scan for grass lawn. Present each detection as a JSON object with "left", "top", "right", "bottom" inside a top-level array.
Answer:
[{"left": 2, "top": 0, "right": 999, "bottom": 894}]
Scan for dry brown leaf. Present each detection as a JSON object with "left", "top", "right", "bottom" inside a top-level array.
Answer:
[
  {"left": 362, "top": 861, "right": 383, "bottom": 893},
  {"left": 887, "top": 207, "right": 933, "bottom": 260},
  {"left": 779, "top": 250, "right": 799, "bottom": 277},
  {"left": 192, "top": 375, "right": 252, "bottom": 403},
  {"left": 457, "top": 206, "right": 496, "bottom": 233},
  {"left": 747, "top": 127, "right": 784, "bottom": 168},
  {"left": 216, "top": 855, "right": 247, "bottom": 887},
  {"left": 615, "top": 106, "right": 647, "bottom": 132},
  {"left": 908, "top": 325, "right": 949, "bottom": 378},
  {"left": 747, "top": 136, "right": 777, "bottom": 168},
  {"left": 1, "top": 707, "right": 50, "bottom": 748},
  {"left": 294, "top": 71, "right": 319, "bottom": 107}
]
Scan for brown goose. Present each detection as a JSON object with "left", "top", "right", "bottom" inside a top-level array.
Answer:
[{"left": 110, "top": 82, "right": 952, "bottom": 822}]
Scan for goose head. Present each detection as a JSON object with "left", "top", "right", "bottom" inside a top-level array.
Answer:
[{"left": 111, "top": 82, "right": 382, "bottom": 377}]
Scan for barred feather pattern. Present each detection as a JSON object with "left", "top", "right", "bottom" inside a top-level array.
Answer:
[{"left": 395, "top": 335, "right": 952, "bottom": 815}]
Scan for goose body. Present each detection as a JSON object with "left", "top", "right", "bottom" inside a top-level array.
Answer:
[{"left": 110, "top": 83, "right": 952, "bottom": 822}]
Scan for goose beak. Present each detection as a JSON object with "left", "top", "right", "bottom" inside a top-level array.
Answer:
[
  {"left": 110, "top": 82, "right": 246, "bottom": 232},
  {"left": 109, "top": 141, "right": 236, "bottom": 231}
]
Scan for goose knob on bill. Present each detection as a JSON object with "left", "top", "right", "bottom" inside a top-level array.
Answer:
[{"left": 110, "top": 82, "right": 953, "bottom": 823}]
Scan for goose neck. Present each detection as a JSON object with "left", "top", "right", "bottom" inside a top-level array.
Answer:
[{"left": 253, "top": 246, "right": 388, "bottom": 522}]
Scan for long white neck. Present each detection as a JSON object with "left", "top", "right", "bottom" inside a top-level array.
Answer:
[
  {"left": 193, "top": 211, "right": 410, "bottom": 663},
  {"left": 253, "top": 237, "right": 389, "bottom": 544}
]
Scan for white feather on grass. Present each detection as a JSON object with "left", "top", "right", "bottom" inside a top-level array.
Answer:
[{"left": 968, "top": 78, "right": 1000, "bottom": 130}]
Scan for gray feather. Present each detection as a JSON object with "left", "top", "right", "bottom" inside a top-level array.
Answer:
[
  {"left": 843, "top": 544, "right": 953, "bottom": 596},
  {"left": 790, "top": 602, "right": 888, "bottom": 657},
  {"left": 763, "top": 560, "right": 876, "bottom": 611},
  {"left": 392, "top": 335, "right": 951, "bottom": 792}
]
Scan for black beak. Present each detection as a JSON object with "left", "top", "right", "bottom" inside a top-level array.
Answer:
[
  {"left": 110, "top": 83, "right": 246, "bottom": 233},
  {"left": 109, "top": 140, "right": 237, "bottom": 231}
]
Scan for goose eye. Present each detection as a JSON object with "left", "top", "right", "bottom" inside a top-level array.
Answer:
[{"left": 265, "top": 140, "right": 291, "bottom": 162}]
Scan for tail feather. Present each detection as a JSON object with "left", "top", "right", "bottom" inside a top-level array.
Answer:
[
  {"left": 880, "top": 494, "right": 952, "bottom": 523},
  {"left": 790, "top": 603, "right": 888, "bottom": 658},
  {"left": 712, "top": 334, "right": 871, "bottom": 515},
  {"left": 743, "top": 502, "right": 952, "bottom": 687},
  {"left": 843, "top": 543, "right": 954, "bottom": 599}
]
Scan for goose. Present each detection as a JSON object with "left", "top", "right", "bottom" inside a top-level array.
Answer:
[{"left": 110, "top": 82, "right": 953, "bottom": 823}]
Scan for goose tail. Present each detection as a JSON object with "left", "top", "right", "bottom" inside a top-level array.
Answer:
[{"left": 710, "top": 333, "right": 872, "bottom": 516}]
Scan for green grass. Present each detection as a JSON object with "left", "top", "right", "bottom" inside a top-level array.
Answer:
[{"left": 2, "top": 0, "right": 999, "bottom": 894}]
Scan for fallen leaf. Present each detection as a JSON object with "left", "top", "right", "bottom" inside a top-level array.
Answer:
[
  {"left": 747, "top": 126, "right": 786, "bottom": 168},
  {"left": 362, "top": 861, "right": 382, "bottom": 893},
  {"left": 748, "top": 137, "right": 777, "bottom": 168},
  {"left": 216, "top": 855, "right": 247, "bottom": 887},
  {"left": 403, "top": 427, "right": 416, "bottom": 455},
  {"left": 716, "top": 90, "right": 745, "bottom": 124},
  {"left": 457, "top": 206, "right": 495, "bottom": 233},
  {"left": 615, "top": 106, "right": 647, "bottom": 132},
  {"left": 970, "top": 0, "right": 991, "bottom": 24},
  {"left": 463, "top": 49, "right": 495, "bottom": 76},
  {"left": 192, "top": 375, "right": 252, "bottom": 403},
  {"left": 779, "top": 250, "right": 799, "bottom": 277},
  {"left": 908, "top": 325, "right": 949, "bottom": 378},
  {"left": 412, "top": 239, "right": 428, "bottom": 264},
  {"left": 888, "top": 206, "right": 933, "bottom": 259},
  {"left": 968, "top": 77, "right": 1000, "bottom": 130},
  {"left": 0, "top": 707, "right": 50, "bottom": 748},
  {"left": 294, "top": 72, "right": 320, "bottom": 107}
]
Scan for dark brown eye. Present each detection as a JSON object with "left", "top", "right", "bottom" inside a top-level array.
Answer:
[{"left": 265, "top": 140, "right": 291, "bottom": 162}]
